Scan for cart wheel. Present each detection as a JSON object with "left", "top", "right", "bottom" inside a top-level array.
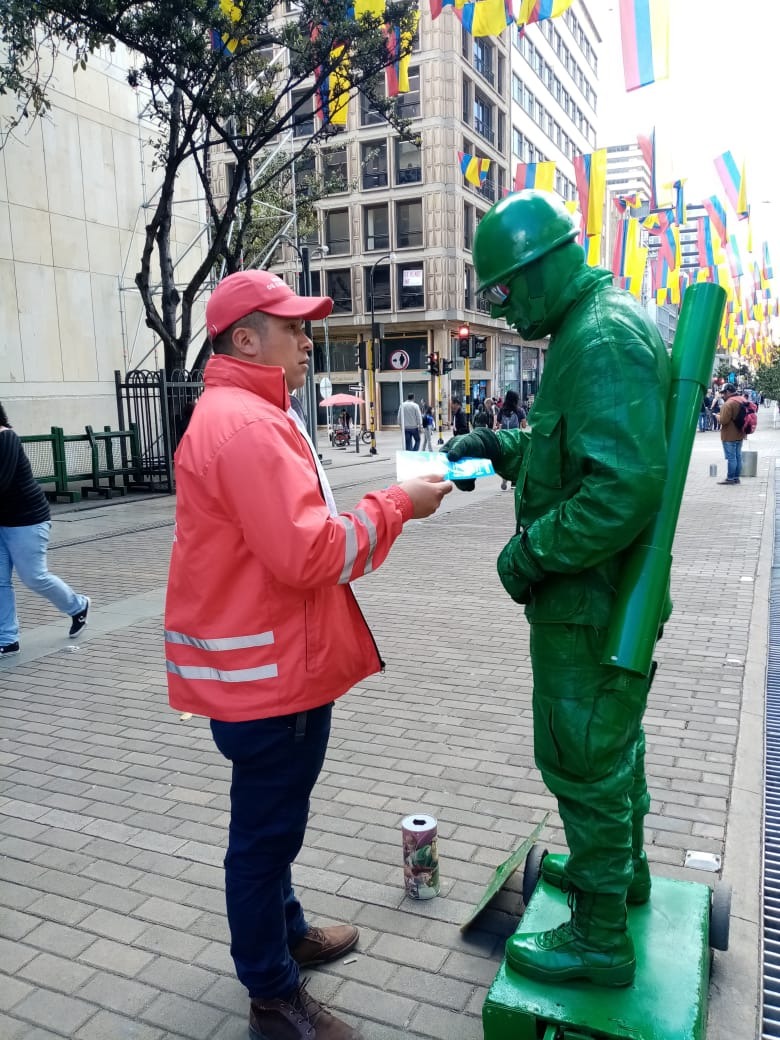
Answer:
[
  {"left": 361, "top": 430, "right": 372, "bottom": 444},
  {"left": 710, "top": 882, "right": 731, "bottom": 951},
  {"left": 522, "top": 844, "right": 548, "bottom": 907}
]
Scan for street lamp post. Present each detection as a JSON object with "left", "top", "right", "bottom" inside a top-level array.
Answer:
[
  {"left": 278, "top": 236, "right": 325, "bottom": 450},
  {"left": 369, "top": 252, "right": 393, "bottom": 455}
]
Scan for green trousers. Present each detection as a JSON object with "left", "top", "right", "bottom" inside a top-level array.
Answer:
[{"left": 530, "top": 622, "right": 652, "bottom": 895}]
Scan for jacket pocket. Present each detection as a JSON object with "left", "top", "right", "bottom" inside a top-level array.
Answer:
[{"left": 528, "top": 410, "right": 563, "bottom": 489}]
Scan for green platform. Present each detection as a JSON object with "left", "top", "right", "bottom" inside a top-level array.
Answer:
[{"left": 483, "top": 875, "right": 711, "bottom": 1040}]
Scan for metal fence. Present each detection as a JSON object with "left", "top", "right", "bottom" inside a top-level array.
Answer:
[{"left": 115, "top": 369, "right": 205, "bottom": 492}]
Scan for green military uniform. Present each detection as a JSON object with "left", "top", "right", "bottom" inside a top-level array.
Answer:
[{"left": 447, "top": 191, "right": 671, "bottom": 987}]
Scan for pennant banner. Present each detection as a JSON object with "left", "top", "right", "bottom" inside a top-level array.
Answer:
[
  {"left": 513, "top": 161, "right": 556, "bottom": 193},
  {"left": 619, "top": 0, "right": 670, "bottom": 92},
  {"left": 459, "top": 151, "right": 490, "bottom": 187},
  {"left": 714, "top": 151, "right": 749, "bottom": 219}
]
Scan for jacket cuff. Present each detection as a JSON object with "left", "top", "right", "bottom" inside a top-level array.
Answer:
[{"left": 385, "top": 485, "right": 415, "bottom": 523}]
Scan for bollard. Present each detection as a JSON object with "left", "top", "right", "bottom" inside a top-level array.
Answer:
[
  {"left": 741, "top": 450, "right": 757, "bottom": 477},
  {"left": 709, "top": 464, "right": 717, "bottom": 477}
]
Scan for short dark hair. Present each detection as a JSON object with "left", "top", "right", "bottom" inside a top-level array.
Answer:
[
  {"left": 407, "top": 393, "right": 415, "bottom": 400},
  {"left": 451, "top": 395, "right": 461, "bottom": 406},
  {"left": 211, "top": 311, "right": 268, "bottom": 355},
  {"left": 0, "top": 402, "right": 9, "bottom": 428}
]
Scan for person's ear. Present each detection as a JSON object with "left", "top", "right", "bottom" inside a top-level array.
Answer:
[{"left": 231, "top": 323, "right": 260, "bottom": 360}]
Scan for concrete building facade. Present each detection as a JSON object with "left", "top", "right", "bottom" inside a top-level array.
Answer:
[{"left": 0, "top": 44, "right": 206, "bottom": 434}]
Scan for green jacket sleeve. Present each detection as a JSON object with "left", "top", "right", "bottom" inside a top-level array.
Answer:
[{"left": 493, "top": 428, "right": 532, "bottom": 482}]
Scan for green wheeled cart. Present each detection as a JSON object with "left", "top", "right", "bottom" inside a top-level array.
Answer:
[{"left": 483, "top": 847, "right": 731, "bottom": 1040}]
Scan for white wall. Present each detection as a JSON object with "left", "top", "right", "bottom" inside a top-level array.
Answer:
[{"left": 0, "top": 43, "right": 206, "bottom": 435}]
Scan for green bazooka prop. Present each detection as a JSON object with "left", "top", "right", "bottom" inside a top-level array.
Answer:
[{"left": 602, "top": 281, "right": 727, "bottom": 677}]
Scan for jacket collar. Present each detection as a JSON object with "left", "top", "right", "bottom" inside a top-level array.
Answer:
[{"left": 204, "top": 354, "right": 290, "bottom": 411}]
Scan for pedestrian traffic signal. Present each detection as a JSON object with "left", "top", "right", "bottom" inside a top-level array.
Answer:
[
  {"left": 474, "top": 336, "right": 487, "bottom": 357},
  {"left": 441, "top": 358, "right": 453, "bottom": 375},
  {"left": 427, "top": 352, "right": 440, "bottom": 376},
  {"left": 457, "top": 323, "right": 471, "bottom": 358},
  {"left": 371, "top": 322, "right": 384, "bottom": 370},
  {"left": 355, "top": 337, "right": 367, "bottom": 370}
]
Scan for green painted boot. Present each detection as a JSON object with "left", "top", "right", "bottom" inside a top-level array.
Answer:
[
  {"left": 506, "top": 890, "right": 636, "bottom": 988},
  {"left": 541, "top": 851, "right": 652, "bottom": 905}
]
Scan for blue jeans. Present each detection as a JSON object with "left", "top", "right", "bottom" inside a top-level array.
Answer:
[
  {"left": 404, "top": 427, "right": 420, "bottom": 451},
  {"left": 723, "top": 439, "right": 742, "bottom": 481},
  {"left": 210, "top": 702, "right": 332, "bottom": 998},
  {"left": 0, "top": 521, "right": 86, "bottom": 644}
]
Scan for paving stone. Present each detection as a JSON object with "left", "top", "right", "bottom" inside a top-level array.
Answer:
[
  {"left": 11, "top": 988, "right": 95, "bottom": 1036},
  {"left": 78, "top": 937, "right": 157, "bottom": 978},
  {"left": 18, "top": 951, "right": 97, "bottom": 994},
  {"left": 140, "top": 992, "right": 227, "bottom": 1039},
  {"left": 74, "top": 1009, "right": 166, "bottom": 1039}
]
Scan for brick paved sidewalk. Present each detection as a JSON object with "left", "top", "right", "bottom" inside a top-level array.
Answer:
[{"left": 0, "top": 422, "right": 774, "bottom": 1039}]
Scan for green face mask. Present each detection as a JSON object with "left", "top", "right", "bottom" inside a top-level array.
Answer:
[{"left": 489, "top": 243, "right": 584, "bottom": 340}]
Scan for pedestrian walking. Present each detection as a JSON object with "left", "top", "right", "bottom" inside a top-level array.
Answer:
[
  {"left": 165, "top": 270, "right": 451, "bottom": 1040},
  {"left": 446, "top": 190, "right": 671, "bottom": 988},
  {"left": 0, "top": 402, "right": 90, "bottom": 658},
  {"left": 421, "top": 405, "right": 435, "bottom": 450},
  {"left": 397, "top": 393, "right": 422, "bottom": 451}
]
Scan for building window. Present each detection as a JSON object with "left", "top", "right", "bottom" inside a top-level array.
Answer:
[
  {"left": 474, "top": 93, "right": 494, "bottom": 144},
  {"left": 464, "top": 203, "right": 474, "bottom": 250},
  {"left": 396, "top": 199, "right": 423, "bottom": 248},
  {"left": 465, "top": 264, "right": 474, "bottom": 310},
  {"left": 360, "top": 84, "right": 386, "bottom": 126},
  {"left": 325, "top": 209, "right": 350, "bottom": 255},
  {"left": 365, "top": 264, "right": 391, "bottom": 312},
  {"left": 364, "top": 203, "right": 390, "bottom": 251},
  {"left": 327, "top": 269, "right": 352, "bottom": 313},
  {"left": 395, "top": 137, "right": 422, "bottom": 184},
  {"left": 473, "top": 39, "right": 494, "bottom": 85},
  {"left": 398, "top": 262, "right": 424, "bottom": 309},
  {"left": 291, "top": 89, "right": 314, "bottom": 138},
  {"left": 462, "top": 76, "right": 471, "bottom": 123},
  {"left": 361, "top": 140, "right": 388, "bottom": 189},
  {"left": 396, "top": 68, "right": 420, "bottom": 119},
  {"left": 322, "top": 145, "right": 347, "bottom": 191}
]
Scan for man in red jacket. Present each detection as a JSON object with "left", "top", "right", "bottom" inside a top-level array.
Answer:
[{"left": 165, "top": 270, "right": 451, "bottom": 1040}]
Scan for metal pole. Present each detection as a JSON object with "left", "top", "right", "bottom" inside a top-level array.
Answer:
[
  {"left": 464, "top": 357, "right": 471, "bottom": 428},
  {"left": 299, "top": 246, "right": 318, "bottom": 451}
]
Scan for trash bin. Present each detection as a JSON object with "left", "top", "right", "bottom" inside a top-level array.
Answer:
[{"left": 741, "top": 450, "right": 758, "bottom": 478}]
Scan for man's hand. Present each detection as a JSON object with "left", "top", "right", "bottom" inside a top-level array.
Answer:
[
  {"left": 398, "top": 475, "right": 453, "bottom": 519},
  {"left": 497, "top": 533, "right": 544, "bottom": 604},
  {"left": 445, "top": 428, "right": 502, "bottom": 464},
  {"left": 442, "top": 429, "right": 502, "bottom": 492}
]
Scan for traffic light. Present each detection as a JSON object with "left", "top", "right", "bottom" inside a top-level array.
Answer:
[
  {"left": 457, "top": 323, "right": 471, "bottom": 358},
  {"left": 427, "top": 352, "right": 440, "bottom": 376},
  {"left": 441, "top": 358, "right": 453, "bottom": 375},
  {"left": 355, "top": 337, "right": 367, "bottom": 370},
  {"left": 474, "top": 335, "right": 487, "bottom": 358}
]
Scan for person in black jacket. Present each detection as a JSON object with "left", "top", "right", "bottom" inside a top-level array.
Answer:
[
  {"left": 0, "top": 402, "right": 90, "bottom": 657},
  {"left": 451, "top": 395, "right": 469, "bottom": 436}
]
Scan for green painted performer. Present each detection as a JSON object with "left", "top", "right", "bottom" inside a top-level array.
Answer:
[{"left": 447, "top": 190, "right": 671, "bottom": 988}]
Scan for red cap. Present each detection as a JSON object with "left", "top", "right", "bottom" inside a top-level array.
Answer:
[{"left": 206, "top": 270, "right": 333, "bottom": 339}]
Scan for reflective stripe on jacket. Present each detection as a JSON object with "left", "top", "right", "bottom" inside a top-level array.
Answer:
[{"left": 164, "top": 354, "right": 413, "bottom": 722}]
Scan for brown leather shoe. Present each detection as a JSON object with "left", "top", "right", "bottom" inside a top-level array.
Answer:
[
  {"left": 249, "top": 980, "right": 362, "bottom": 1039},
  {"left": 290, "top": 924, "right": 359, "bottom": 968}
]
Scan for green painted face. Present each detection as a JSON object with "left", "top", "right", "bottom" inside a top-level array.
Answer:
[{"left": 487, "top": 242, "right": 585, "bottom": 340}]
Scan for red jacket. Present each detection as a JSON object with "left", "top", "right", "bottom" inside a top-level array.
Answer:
[{"left": 165, "top": 355, "right": 413, "bottom": 722}]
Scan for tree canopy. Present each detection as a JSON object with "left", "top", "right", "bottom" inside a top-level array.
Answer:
[{"left": 0, "top": 0, "right": 417, "bottom": 372}]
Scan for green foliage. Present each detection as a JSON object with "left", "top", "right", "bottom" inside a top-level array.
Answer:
[
  {"left": 754, "top": 357, "right": 780, "bottom": 401},
  {"left": 0, "top": 0, "right": 417, "bottom": 372}
]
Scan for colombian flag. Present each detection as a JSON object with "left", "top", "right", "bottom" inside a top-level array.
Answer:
[
  {"left": 457, "top": 0, "right": 513, "bottom": 37},
  {"left": 513, "top": 161, "right": 556, "bottom": 193},
  {"left": 459, "top": 151, "right": 490, "bottom": 187},
  {"left": 516, "top": 0, "right": 574, "bottom": 27},
  {"left": 211, "top": 0, "right": 249, "bottom": 54},
  {"left": 619, "top": 0, "right": 670, "bottom": 92},
  {"left": 572, "top": 149, "right": 606, "bottom": 238}
]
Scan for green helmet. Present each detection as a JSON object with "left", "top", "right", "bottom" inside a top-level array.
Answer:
[{"left": 473, "top": 190, "right": 579, "bottom": 293}]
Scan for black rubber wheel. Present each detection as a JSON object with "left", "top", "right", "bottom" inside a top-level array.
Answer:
[
  {"left": 710, "top": 882, "right": 731, "bottom": 951},
  {"left": 361, "top": 430, "right": 372, "bottom": 444},
  {"left": 522, "top": 844, "right": 548, "bottom": 907}
]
